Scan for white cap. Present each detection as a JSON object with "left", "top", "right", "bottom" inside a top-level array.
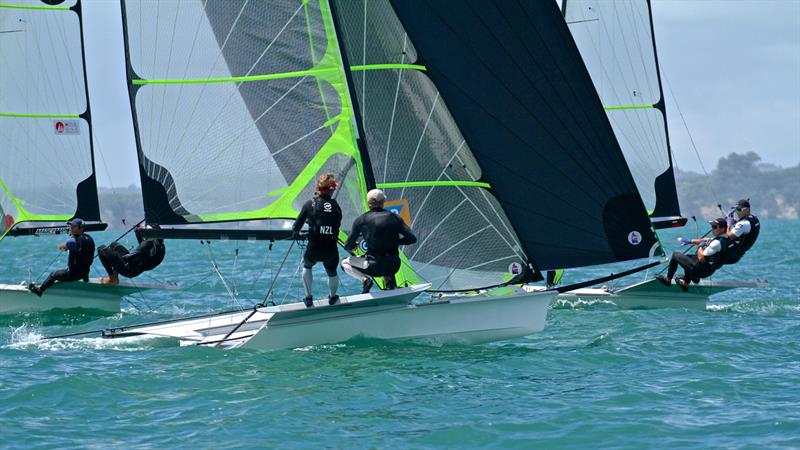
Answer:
[{"left": 367, "top": 189, "right": 386, "bottom": 206}]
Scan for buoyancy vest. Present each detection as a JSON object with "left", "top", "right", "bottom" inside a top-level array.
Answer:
[
  {"left": 703, "top": 234, "right": 734, "bottom": 270},
  {"left": 68, "top": 233, "right": 95, "bottom": 276},
  {"left": 728, "top": 214, "right": 760, "bottom": 264},
  {"left": 308, "top": 196, "right": 341, "bottom": 243}
]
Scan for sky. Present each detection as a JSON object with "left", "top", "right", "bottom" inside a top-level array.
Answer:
[{"left": 78, "top": 0, "right": 800, "bottom": 188}]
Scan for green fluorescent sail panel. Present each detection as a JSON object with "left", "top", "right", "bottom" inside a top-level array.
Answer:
[
  {"left": 122, "top": 0, "right": 367, "bottom": 226},
  {"left": 0, "top": 0, "right": 99, "bottom": 235},
  {"left": 332, "top": 0, "right": 529, "bottom": 290}
]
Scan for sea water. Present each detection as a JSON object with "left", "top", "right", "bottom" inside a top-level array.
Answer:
[{"left": 0, "top": 220, "right": 797, "bottom": 449}]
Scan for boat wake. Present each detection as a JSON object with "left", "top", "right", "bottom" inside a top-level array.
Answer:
[{"left": 5, "top": 323, "right": 166, "bottom": 352}]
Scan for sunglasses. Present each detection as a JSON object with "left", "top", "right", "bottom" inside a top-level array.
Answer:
[{"left": 735, "top": 207, "right": 746, "bottom": 212}]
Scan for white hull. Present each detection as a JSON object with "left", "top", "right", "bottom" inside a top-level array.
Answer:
[
  {"left": 530, "top": 278, "right": 766, "bottom": 310},
  {"left": 103, "top": 285, "right": 555, "bottom": 351},
  {"left": 0, "top": 279, "right": 172, "bottom": 314}
]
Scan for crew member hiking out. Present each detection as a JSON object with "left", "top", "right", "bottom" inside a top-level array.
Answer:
[
  {"left": 655, "top": 217, "right": 734, "bottom": 292},
  {"left": 28, "top": 218, "right": 95, "bottom": 297},
  {"left": 342, "top": 189, "right": 417, "bottom": 294},
  {"left": 98, "top": 224, "right": 166, "bottom": 285},
  {"left": 725, "top": 198, "right": 760, "bottom": 264},
  {"left": 292, "top": 173, "right": 343, "bottom": 307}
]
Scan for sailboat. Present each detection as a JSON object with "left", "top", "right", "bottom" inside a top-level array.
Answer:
[
  {"left": 543, "top": 0, "right": 765, "bottom": 309},
  {"left": 0, "top": 0, "right": 164, "bottom": 314},
  {"left": 90, "top": 0, "right": 663, "bottom": 350}
]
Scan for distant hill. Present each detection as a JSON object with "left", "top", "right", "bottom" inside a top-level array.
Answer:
[
  {"left": 98, "top": 185, "right": 144, "bottom": 230},
  {"left": 675, "top": 152, "right": 799, "bottom": 220},
  {"left": 97, "top": 151, "right": 798, "bottom": 229}
]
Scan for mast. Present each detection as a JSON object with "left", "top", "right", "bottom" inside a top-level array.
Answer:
[{"left": 328, "top": 0, "right": 377, "bottom": 192}]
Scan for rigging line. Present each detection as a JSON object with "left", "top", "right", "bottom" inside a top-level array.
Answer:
[
  {"left": 446, "top": 173, "right": 525, "bottom": 259},
  {"left": 176, "top": 74, "right": 309, "bottom": 198},
  {"left": 661, "top": 72, "right": 720, "bottom": 206},
  {"left": 496, "top": 0, "right": 629, "bottom": 195},
  {"left": 52, "top": 8, "right": 83, "bottom": 110},
  {"left": 381, "top": 33, "right": 409, "bottom": 184},
  {"left": 409, "top": 140, "right": 465, "bottom": 225},
  {"left": 160, "top": 0, "right": 249, "bottom": 163},
  {"left": 464, "top": 254, "right": 517, "bottom": 272},
  {"left": 159, "top": 0, "right": 208, "bottom": 168},
  {"left": 416, "top": 224, "right": 492, "bottom": 273},
  {"left": 270, "top": 121, "right": 327, "bottom": 157},
  {"left": 409, "top": 198, "right": 467, "bottom": 260},
  {"left": 618, "top": 3, "right": 666, "bottom": 168},
  {"left": 591, "top": 3, "right": 664, "bottom": 168},
  {"left": 399, "top": 92, "right": 440, "bottom": 200},
  {"left": 361, "top": 0, "right": 367, "bottom": 130},
  {"left": 153, "top": 0, "right": 182, "bottom": 157},
  {"left": 214, "top": 238, "right": 296, "bottom": 347},
  {"left": 146, "top": 0, "right": 162, "bottom": 163},
  {"left": 566, "top": 5, "right": 659, "bottom": 175},
  {"left": 202, "top": 241, "right": 245, "bottom": 311},
  {"left": 450, "top": 148, "right": 525, "bottom": 258},
  {"left": 426, "top": 2, "right": 624, "bottom": 205}
]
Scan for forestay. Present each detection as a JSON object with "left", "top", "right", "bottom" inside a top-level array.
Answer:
[
  {"left": 564, "top": 0, "right": 683, "bottom": 224},
  {"left": 120, "top": 0, "right": 367, "bottom": 232},
  {"left": 0, "top": 0, "right": 100, "bottom": 239}
]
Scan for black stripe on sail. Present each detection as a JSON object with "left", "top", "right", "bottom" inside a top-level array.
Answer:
[
  {"left": 72, "top": 0, "right": 102, "bottom": 222},
  {"left": 389, "top": 0, "right": 659, "bottom": 270}
]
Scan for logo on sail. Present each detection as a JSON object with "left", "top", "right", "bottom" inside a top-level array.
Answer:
[
  {"left": 53, "top": 120, "right": 79, "bottom": 135},
  {"left": 508, "top": 262, "right": 522, "bottom": 275},
  {"left": 627, "top": 231, "right": 642, "bottom": 246},
  {"left": 384, "top": 199, "right": 412, "bottom": 226}
]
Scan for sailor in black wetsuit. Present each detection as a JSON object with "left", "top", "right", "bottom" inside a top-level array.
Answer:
[
  {"left": 28, "top": 218, "right": 95, "bottom": 296},
  {"left": 292, "top": 173, "right": 343, "bottom": 307},
  {"left": 655, "top": 217, "right": 734, "bottom": 292},
  {"left": 97, "top": 224, "right": 166, "bottom": 285},
  {"left": 342, "top": 189, "right": 417, "bottom": 294},
  {"left": 724, "top": 199, "right": 760, "bottom": 264}
]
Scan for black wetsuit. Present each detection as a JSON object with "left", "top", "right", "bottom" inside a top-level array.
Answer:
[
  {"left": 39, "top": 233, "right": 95, "bottom": 293},
  {"left": 667, "top": 235, "right": 733, "bottom": 282},
  {"left": 98, "top": 232, "right": 166, "bottom": 279},
  {"left": 343, "top": 207, "right": 417, "bottom": 287},
  {"left": 293, "top": 194, "right": 342, "bottom": 276}
]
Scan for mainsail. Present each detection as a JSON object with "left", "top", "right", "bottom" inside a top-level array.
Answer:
[
  {"left": 120, "top": 0, "right": 659, "bottom": 292},
  {"left": 388, "top": 0, "right": 660, "bottom": 272},
  {"left": 564, "top": 0, "right": 684, "bottom": 228},
  {"left": 0, "top": 0, "right": 100, "bottom": 239},
  {"left": 120, "top": 0, "right": 366, "bottom": 231}
]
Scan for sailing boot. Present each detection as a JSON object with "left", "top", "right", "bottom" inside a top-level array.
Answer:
[
  {"left": 328, "top": 294, "right": 340, "bottom": 306},
  {"left": 676, "top": 277, "right": 689, "bottom": 292},
  {"left": 384, "top": 275, "right": 397, "bottom": 290},
  {"left": 655, "top": 275, "right": 671, "bottom": 287},
  {"left": 27, "top": 283, "right": 42, "bottom": 297},
  {"left": 361, "top": 278, "right": 374, "bottom": 294},
  {"left": 303, "top": 295, "right": 314, "bottom": 308}
]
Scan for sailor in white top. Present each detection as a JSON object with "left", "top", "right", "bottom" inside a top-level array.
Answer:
[{"left": 725, "top": 199, "right": 760, "bottom": 264}]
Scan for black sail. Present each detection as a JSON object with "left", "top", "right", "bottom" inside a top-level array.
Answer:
[{"left": 389, "top": 0, "right": 660, "bottom": 270}]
